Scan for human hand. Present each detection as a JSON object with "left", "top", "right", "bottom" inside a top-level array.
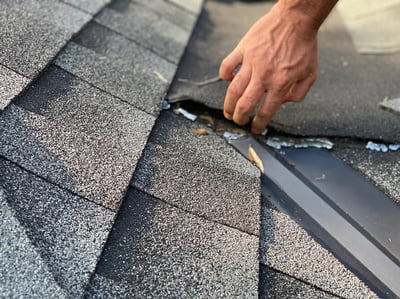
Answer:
[{"left": 219, "top": 2, "right": 319, "bottom": 134}]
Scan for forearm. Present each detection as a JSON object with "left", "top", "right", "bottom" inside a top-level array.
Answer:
[{"left": 274, "top": 0, "right": 338, "bottom": 37}]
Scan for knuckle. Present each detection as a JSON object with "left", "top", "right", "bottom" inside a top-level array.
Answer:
[
  {"left": 272, "top": 76, "right": 288, "bottom": 91},
  {"left": 256, "top": 109, "right": 271, "bottom": 119},
  {"left": 227, "top": 82, "right": 243, "bottom": 98},
  {"left": 236, "top": 100, "right": 252, "bottom": 113}
]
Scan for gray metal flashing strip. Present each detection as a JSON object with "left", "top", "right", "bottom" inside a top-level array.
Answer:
[{"left": 228, "top": 137, "right": 400, "bottom": 299}]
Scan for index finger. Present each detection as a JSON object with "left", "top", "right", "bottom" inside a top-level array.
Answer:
[{"left": 219, "top": 50, "right": 243, "bottom": 81}]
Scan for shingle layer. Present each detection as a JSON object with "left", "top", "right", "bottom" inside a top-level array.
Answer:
[
  {"left": 87, "top": 187, "right": 259, "bottom": 298},
  {"left": 1, "top": 158, "right": 114, "bottom": 297},
  {"left": 1, "top": 66, "right": 155, "bottom": 210}
]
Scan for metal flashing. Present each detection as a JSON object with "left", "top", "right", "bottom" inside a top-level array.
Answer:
[{"left": 228, "top": 137, "right": 400, "bottom": 299}]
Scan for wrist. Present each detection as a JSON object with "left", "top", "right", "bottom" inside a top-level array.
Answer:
[{"left": 273, "top": 0, "right": 337, "bottom": 38}]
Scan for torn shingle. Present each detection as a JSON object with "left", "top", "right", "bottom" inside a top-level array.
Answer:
[
  {"left": 0, "top": 65, "right": 30, "bottom": 110},
  {"left": 86, "top": 187, "right": 259, "bottom": 298},
  {"left": 95, "top": 2, "right": 190, "bottom": 63},
  {"left": 131, "top": 111, "right": 260, "bottom": 235},
  {"left": 0, "top": 66, "right": 155, "bottom": 210},
  {"left": 0, "top": 0, "right": 90, "bottom": 78},
  {"left": 0, "top": 187, "right": 67, "bottom": 298},
  {"left": 0, "top": 158, "right": 115, "bottom": 297},
  {"left": 56, "top": 22, "right": 175, "bottom": 115},
  {"left": 62, "top": 0, "right": 111, "bottom": 15},
  {"left": 260, "top": 202, "right": 377, "bottom": 298}
]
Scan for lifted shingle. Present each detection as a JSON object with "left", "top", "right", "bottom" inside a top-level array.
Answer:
[{"left": 86, "top": 187, "right": 259, "bottom": 298}]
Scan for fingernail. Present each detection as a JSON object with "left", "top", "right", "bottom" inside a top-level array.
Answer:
[{"left": 224, "top": 111, "right": 233, "bottom": 120}]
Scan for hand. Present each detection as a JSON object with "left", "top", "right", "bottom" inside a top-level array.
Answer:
[{"left": 219, "top": 2, "right": 319, "bottom": 134}]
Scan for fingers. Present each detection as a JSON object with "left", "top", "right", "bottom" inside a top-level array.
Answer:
[
  {"left": 283, "top": 73, "right": 316, "bottom": 102},
  {"left": 251, "top": 90, "right": 283, "bottom": 134},
  {"left": 223, "top": 65, "right": 251, "bottom": 119},
  {"left": 232, "top": 79, "right": 265, "bottom": 125},
  {"left": 219, "top": 49, "right": 243, "bottom": 81}
]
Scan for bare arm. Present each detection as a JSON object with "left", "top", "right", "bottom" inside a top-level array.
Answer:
[{"left": 219, "top": 0, "right": 337, "bottom": 134}]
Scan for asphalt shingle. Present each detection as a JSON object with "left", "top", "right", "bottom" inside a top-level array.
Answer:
[
  {"left": 131, "top": 111, "right": 261, "bottom": 235},
  {"left": 272, "top": 9, "right": 400, "bottom": 143},
  {"left": 86, "top": 187, "right": 259, "bottom": 298},
  {"left": 95, "top": 0, "right": 191, "bottom": 63},
  {"left": 0, "top": 187, "right": 67, "bottom": 298},
  {"left": 168, "top": 0, "right": 204, "bottom": 15},
  {"left": 56, "top": 22, "right": 175, "bottom": 115},
  {"left": 260, "top": 199, "right": 377, "bottom": 298},
  {"left": 0, "top": 65, "right": 29, "bottom": 110},
  {"left": 334, "top": 143, "right": 400, "bottom": 204},
  {"left": 0, "top": 0, "right": 90, "bottom": 78},
  {"left": 0, "top": 158, "right": 115, "bottom": 297},
  {"left": 133, "top": 0, "right": 197, "bottom": 31},
  {"left": 259, "top": 265, "right": 339, "bottom": 299},
  {"left": 63, "top": 0, "right": 111, "bottom": 14},
  {"left": 0, "top": 66, "right": 155, "bottom": 210}
]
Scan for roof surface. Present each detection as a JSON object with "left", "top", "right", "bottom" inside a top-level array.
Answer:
[{"left": 0, "top": 0, "right": 398, "bottom": 298}]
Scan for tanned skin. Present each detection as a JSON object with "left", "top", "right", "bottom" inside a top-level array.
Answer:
[{"left": 219, "top": 0, "right": 338, "bottom": 134}]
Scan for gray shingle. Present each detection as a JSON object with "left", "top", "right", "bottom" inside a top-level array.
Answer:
[
  {"left": 0, "top": 0, "right": 90, "bottom": 78},
  {"left": 334, "top": 144, "right": 400, "bottom": 204},
  {"left": 0, "top": 187, "right": 67, "bottom": 298},
  {"left": 132, "top": 0, "right": 197, "bottom": 31},
  {"left": 95, "top": 1, "right": 190, "bottom": 63},
  {"left": 131, "top": 111, "right": 261, "bottom": 235},
  {"left": 168, "top": 0, "right": 204, "bottom": 16},
  {"left": 0, "top": 66, "right": 155, "bottom": 210},
  {"left": 260, "top": 202, "right": 377, "bottom": 298},
  {"left": 259, "top": 265, "right": 339, "bottom": 299},
  {"left": 62, "top": 0, "right": 111, "bottom": 14},
  {"left": 0, "top": 158, "right": 115, "bottom": 297},
  {"left": 86, "top": 187, "right": 259, "bottom": 298},
  {"left": 56, "top": 22, "right": 175, "bottom": 115},
  {"left": 0, "top": 65, "right": 30, "bottom": 110}
]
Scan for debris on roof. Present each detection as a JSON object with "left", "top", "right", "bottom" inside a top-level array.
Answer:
[
  {"left": 366, "top": 141, "right": 400, "bottom": 152},
  {"left": 266, "top": 136, "right": 334, "bottom": 150}
]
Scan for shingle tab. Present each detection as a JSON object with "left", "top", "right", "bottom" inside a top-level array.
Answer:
[
  {"left": 86, "top": 188, "right": 259, "bottom": 298},
  {"left": 260, "top": 201, "right": 377, "bottom": 298},
  {"left": 0, "top": 0, "right": 91, "bottom": 78},
  {"left": 168, "top": 0, "right": 204, "bottom": 16},
  {"left": 63, "top": 0, "right": 111, "bottom": 14},
  {"left": 0, "top": 66, "right": 155, "bottom": 210},
  {"left": 334, "top": 145, "right": 400, "bottom": 204},
  {"left": 133, "top": 0, "right": 197, "bottom": 31},
  {"left": 95, "top": 1, "right": 190, "bottom": 63},
  {"left": 56, "top": 22, "right": 175, "bottom": 115},
  {"left": 0, "top": 158, "right": 115, "bottom": 297},
  {"left": 131, "top": 111, "right": 260, "bottom": 235},
  {"left": 259, "top": 265, "right": 339, "bottom": 299},
  {"left": 0, "top": 187, "right": 67, "bottom": 298},
  {"left": 0, "top": 65, "right": 30, "bottom": 110}
]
